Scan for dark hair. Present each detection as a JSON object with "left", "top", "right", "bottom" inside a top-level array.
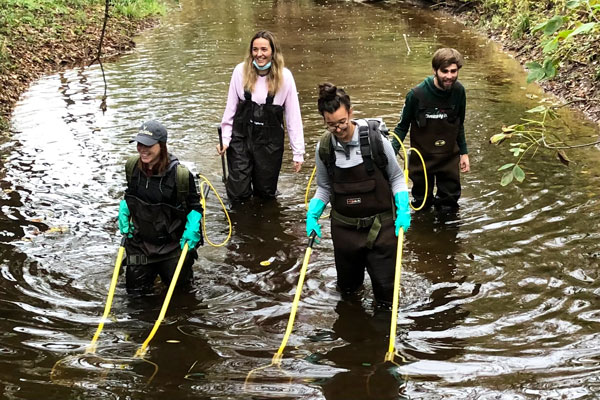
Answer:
[
  {"left": 138, "top": 142, "right": 169, "bottom": 176},
  {"left": 432, "top": 48, "right": 463, "bottom": 71},
  {"left": 317, "top": 82, "right": 351, "bottom": 116}
]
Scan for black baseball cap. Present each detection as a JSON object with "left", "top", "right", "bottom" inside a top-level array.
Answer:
[{"left": 130, "top": 120, "right": 168, "bottom": 146}]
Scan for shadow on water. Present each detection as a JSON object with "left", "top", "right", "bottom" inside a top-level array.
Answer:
[{"left": 315, "top": 299, "right": 409, "bottom": 400}]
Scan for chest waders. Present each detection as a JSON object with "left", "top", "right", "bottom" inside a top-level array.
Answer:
[
  {"left": 226, "top": 90, "right": 285, "bottom": 201},
  {"left": 124, "top": 195, "right": 187, "bottom": 262},
  {"left": 409, "top": 84, "right": 462, "bottom": 208},
  {"left": 123, "top": 164, "right": 198, "bottom": 294},
  {"left": 325, "top": 126, "right": 398, "bottom": 307}
]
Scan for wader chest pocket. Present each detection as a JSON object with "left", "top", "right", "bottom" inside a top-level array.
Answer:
[{"left": 333, "top": 179, "right": 376, "bottom": 195}]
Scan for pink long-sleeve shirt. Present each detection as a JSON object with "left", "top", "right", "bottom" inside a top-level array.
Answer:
[{"left": 220, "top": 63, "right": 305, "bottom": 162}]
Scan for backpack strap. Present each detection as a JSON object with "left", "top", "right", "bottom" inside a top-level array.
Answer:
[
  {"left": 366, "top": 119, "right": 388, "bottom": 176},
  {"left": 358, "top": 121, "right": 375, "bottom": 176},
  {"left": 175, "top": 164, "right": 190, "bottom": 208},
  {"left": 318, "top": 131, "right": 335, "bottom": 179},
  {"left": 125, "top": 155, "right": 139, "bottom": 188}
]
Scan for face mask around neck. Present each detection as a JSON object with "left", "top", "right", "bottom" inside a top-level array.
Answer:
[{"left": 253, "top": 60, "right": 272, "bottom": 71}]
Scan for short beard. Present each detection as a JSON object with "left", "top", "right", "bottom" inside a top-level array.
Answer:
[{"left": 435, "top": 72, "right": 456, "bottom": 91}]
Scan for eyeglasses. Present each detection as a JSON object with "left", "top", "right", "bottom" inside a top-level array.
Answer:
[{"left": 325, "top": 119, "right": 348, "bottom": 132}]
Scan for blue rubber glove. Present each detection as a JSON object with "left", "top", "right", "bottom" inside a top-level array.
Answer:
[
  {"left": 394, "top": 191, "right": 411, "bottom": 236},
  {"left": 180, "top": 210, "right": 203, "bottom": 250},
  {"left": 306, "top": 198, "right": 326, "bottom": 240},
  {"left": 118, "top": 200, "right": 133, "bottom": 238}
]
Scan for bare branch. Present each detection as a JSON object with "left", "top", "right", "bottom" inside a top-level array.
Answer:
[{"left": 89, "top": 0, "right": 110, "bottom": 112}]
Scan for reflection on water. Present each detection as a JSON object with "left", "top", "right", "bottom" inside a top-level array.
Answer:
[{"left": 2, "top": 0, "right": 600, "bottom": 398}]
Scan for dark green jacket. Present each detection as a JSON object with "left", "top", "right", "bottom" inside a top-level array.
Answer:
[{"left": 393, "top": 76, "right": 468, "bottom": 155}]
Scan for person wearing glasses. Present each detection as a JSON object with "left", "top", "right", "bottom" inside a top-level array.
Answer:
[
  {"left": 305, "top": 83, "right": 411, "bottom": 310},
  {"left": 216, "top": 30, "right": 305, "bottom": 202}
]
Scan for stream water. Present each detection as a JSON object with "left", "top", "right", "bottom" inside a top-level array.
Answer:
[{"left": 2, "top": 0, "right": 600, "bottom": 398}]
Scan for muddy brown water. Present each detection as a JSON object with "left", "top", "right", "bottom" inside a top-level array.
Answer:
[{"left": 2, "top": 0, "right": 600, "bottom": 399}]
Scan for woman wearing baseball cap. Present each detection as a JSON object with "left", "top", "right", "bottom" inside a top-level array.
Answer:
[{"left": 117, "top": 120, "right": 203, "bottom": 294}]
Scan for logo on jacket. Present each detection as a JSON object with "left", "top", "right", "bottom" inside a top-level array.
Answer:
[
  {"left": 434, "top": 139, "right": 446, "bottom": 147},
  {"left": 425, "top": 112, "right": 448, "bottom": 120},
  {"left": 347, "top": 198, "right": 362, "bottom": 205}
]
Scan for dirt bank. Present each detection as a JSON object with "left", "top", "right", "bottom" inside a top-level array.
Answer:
[{"left": 0, "top": 6, "right": 158, "bottom": 133}]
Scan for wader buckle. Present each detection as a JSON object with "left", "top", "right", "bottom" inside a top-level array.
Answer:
[
  {"left": 127, "top": 254, "right": 148, "bottom": 265},
  {"left": 355, "top": 216, "right": 375, "bottom": 229}
]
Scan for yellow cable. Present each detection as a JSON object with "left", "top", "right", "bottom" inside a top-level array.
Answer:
[
  {"left": 86, "top": 237, "right": 126, "bottom": 354},
  {"left": 245, "top": 234, "right": 317, "bottom": 386},
  {"left": 389, "top": 133, "right": 428, "bottom": 211},
  {"left": 274, "top": 243, "right": 313, "bottom": 361},
  {"left": 385, "top": 229, "right": 403, "bottom": 362},
  {"left": 389, "top": 132, "right": 409, "bottom": 178},
  {"left": 406, "top": 147, "right": 428, "bottom": 211},
  {"left": 197, "top": 174, "right": 232, "bottom": 247},
  {"left": 305, "top": 166, "right": 317, "bottom": 210},
  {"left": 134, "top": 243, "right": 189, "bottom": 358}
]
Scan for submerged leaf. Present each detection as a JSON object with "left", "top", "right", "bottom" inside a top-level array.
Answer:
[{"left": 557, "top": 150, "right": 571, "bottom": 166}]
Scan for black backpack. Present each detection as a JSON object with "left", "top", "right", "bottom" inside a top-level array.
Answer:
[{"left": 125, "top": 155, "right": 190, "bottom": 206}]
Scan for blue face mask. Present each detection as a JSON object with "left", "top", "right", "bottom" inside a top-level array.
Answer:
[{"left": 253, "top": 60, "right": 272, "bottom": 71}]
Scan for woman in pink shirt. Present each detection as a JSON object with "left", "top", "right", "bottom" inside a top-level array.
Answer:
[{"left": 217, "top": 30, "right": 305, "bottom": 202}]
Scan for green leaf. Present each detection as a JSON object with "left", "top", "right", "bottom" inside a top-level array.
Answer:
[
  {"left": 566, "top": 22, "right": 596, "bottom": 38},
  {"left": 544, "top": 59, "right": 557, "bottom": 79},
  {"left": 543, "top": 38, "right": 559, "bottom": 53},
  {"left": 513, "top": 165, "right": 526, "bottom": 182},
  {"left": 525, "top": 61, "right": 543, "bottom": 70},
  {"left": 498, "top": 163, "right": 515, "bottom": 171},
  {"left": 526, "top": 105, "right": 547, "bottom": 113},
  {"left": 501, "top": 171, "right": 514, "bottom": 186},
  {"left": 532, "top": 21, "right": 549, "bottom": 34},
  {"left": 543, "top": 16, "right": 565, "bottom": 36},
  {"left": 566, "top": 0, "right": 582, "bottom": 8},
  {"left": 556, "top": 29, "right": 574, "bottom": 40},
  {"left": 527, "top": 69, "right": 546, "bottom": 83}
]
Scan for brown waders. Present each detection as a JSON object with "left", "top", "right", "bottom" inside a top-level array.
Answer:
[{"left": 330, "top": 161, "right": 396, "bottom": 307}]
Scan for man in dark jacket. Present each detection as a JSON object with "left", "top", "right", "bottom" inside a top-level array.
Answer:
[{"left": 392, "top": 48, "right": 470, "bottom": 210}]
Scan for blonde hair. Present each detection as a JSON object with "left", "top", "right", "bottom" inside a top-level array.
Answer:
[{"left": 243, "top": 30, "right": 285, "bottom": 95}]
